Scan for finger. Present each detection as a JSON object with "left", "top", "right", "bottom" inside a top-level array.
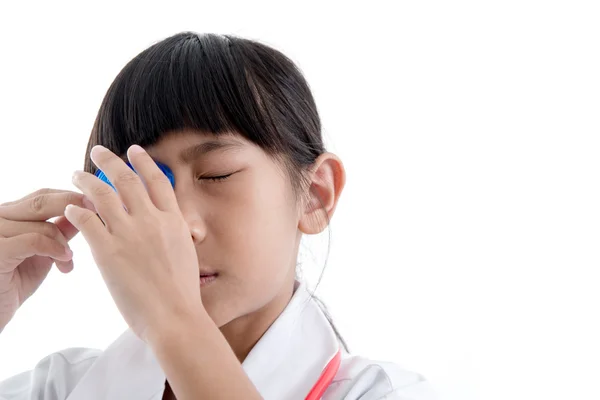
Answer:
[
  {"left": 53, "top": 257, "right": 74, "bottom": 274},
  {"left": 72, "top": 171, "right": 129, "bottom": 227},
  {"left": 0, "top": 233, "right": 72, "bottom": 273},
  {"left": 35, "top": 220, "right": 76, "bottom": 273},
  {"left": 0, "top": 191, "right": 95, "bottom": 221},
  {"left": 49, "top": 218, "right": 79, "bottom": 273},
  {"left": 54, "top": 216, "right": 80, "bottom": 242},
  {"left": 0, "top": 219, "right": 77, "bottom": 274},
  {"left": 90, "top": 145, "right": 153, "bottom": 214},
  {"left": 64, "top": 204, "right": 109, "bottom": 248},
  {"left": 127, "top": 145, "right": 177, "bottom": 212},
  {"left": 0, "top": 188, "right": 70, "bottom": 207},
  {"left": 0, "top": 219, "right": 71, "bottom": 246}
]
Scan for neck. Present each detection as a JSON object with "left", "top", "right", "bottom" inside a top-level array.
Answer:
[{"left": 219, "top": 280, "right": 296, "bottom": 362}]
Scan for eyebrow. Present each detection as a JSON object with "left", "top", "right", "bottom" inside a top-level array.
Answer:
[{"left": 178, "top": 140, "right": 244, "bottom": 164}]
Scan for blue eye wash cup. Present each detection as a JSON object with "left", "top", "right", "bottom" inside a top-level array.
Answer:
[{"left": 94, "top": 161, "right": 175, "bottom": 190}]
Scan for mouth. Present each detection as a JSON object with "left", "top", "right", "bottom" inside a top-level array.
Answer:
[{"left": 199, "top": 272, "right": 218, "bottom": 286}]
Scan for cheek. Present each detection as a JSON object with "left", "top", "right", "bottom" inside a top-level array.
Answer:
[
  {"left": 201, "top": 171, "right": 300, "bottom": 322},
  {"left": 211, "top": 173, "right": 299, "bottom": 268}
]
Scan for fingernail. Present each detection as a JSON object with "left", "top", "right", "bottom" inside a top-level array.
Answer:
[
  {"left": 129, "top": 144, "right": 145, "bottom": 155},
  {"left": 72, "top": 170, "right": 84, "bottom": 181},
  {"left": 92, "top": 145, "right": 108, "bottom": 153},
  {"left": 91, "top": 145, "right": 108, "bottom": 159}
]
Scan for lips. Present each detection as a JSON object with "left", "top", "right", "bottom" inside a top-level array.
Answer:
[{"left": 199, "top": 272, "right": 218, "bottom": 286}]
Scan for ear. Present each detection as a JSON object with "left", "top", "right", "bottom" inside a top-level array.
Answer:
[{"left": 298, "top": 152, "right": 346, "bottom": 235}]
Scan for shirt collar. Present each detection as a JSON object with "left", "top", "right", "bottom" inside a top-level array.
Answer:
[
  {"left": 241, "top": 280, "right": 340, "bottom": 398},
  {"left": 67, "top": 280, "right": 340, "bottom": 400}
]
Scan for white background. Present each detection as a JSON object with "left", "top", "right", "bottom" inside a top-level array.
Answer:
[{"left": 0, "top": 1, "right": 599, "bottom": 399}]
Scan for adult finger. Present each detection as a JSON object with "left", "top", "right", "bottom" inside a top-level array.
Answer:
[
  {"left": 0, "top": 233, "right": 73, "bottom": 273},
  {"left": 0, "top": 219, "right": 77, "bottom": 274},
  {"left": 0, "top": 188, "right": 69, "bottom": 207},
  {"left": 0, "top": 219, "right": 71, "bottom": 246},
  {"left": 53, "top": 216, "right": 80, "bottom": 242},
  {"left": 0, "top": 192, "right": 95, "bottom": 222}
]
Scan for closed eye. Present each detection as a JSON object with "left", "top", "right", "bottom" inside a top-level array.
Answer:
[{"left": 197, "top": 173, "right": 234, "bottom": 182}]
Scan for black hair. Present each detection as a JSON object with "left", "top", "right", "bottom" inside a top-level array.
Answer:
[{"left": 83, "top": 32, "right": 348, "bottom": 352}]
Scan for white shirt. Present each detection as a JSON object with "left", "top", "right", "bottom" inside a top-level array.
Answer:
[{"left": 0, "top": 281, "right": 438, "bottom": 399}]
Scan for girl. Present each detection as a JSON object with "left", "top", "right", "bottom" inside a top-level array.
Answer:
[{"left": 0, "top": 32, "right": 437, "bottom": 399}]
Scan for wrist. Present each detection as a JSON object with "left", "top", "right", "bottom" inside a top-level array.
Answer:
[
  {"left": 145, "top": 307, "right": 214, "bottom": 349},
  {"left": 146, "top": 306, "right": 262, "bottom": 399}
]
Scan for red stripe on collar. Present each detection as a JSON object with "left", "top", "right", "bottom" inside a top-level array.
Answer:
[{"left": 305, "top": 349, "right": 342, "bottom": 400}]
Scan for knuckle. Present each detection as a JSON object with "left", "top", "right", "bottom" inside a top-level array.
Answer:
[
  {"left": 30, "top": 195, "right": 47, "bottom": 213},
  {"left": 91, "top": 184, "right": 114, "bottom": 198},
  {"left": 115, "top": 171, "right": 141, "bottom": 186},
  {"left": 29, "top": 232, "right": 47, "bottom": 249},
  {"left": 79, "top": 212, "right": 96, "bottom": 226},
  {"left": 64, "top": 192, "right": 81, "bottom": 206},
  {"left": 36, "top": 188, "right": 54, "bottom": 196},
  {"left": 42, "top": 222, "right": 62, "bottom": 240},
  {"left": 80, "top": 213, "right": 93, "bottom": 225}
]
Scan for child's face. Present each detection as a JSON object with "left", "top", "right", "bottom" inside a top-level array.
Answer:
[{"left": 136, "top": 129, "right": 302, "bottom": 327}]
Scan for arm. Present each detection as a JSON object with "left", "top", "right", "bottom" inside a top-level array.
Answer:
[
  {"left": 65, "top": 146, "right": 262, "bottom": 398},
  {"left": 147, "top": 310, "right": 263, "bottom": 400}
]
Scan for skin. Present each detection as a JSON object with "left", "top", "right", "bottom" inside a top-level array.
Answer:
[
  {"left": 64, "top": 129, "right": 346, "bottom": 399},
  {"left": 0, "top": 190, "right": 94, "bottom": 332}
]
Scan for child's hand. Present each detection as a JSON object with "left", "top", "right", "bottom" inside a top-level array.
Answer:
[{"left": 66, "top": 144, "right": 203, "bottom": 342}]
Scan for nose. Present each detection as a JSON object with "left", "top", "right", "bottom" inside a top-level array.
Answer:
[{"left": 174, "top": 191, "right": 207, "bottom": 245}]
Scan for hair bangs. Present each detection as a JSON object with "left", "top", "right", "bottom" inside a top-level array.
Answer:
[{"left": 84, "top": 32, "right": 277, "bottom": 174}]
